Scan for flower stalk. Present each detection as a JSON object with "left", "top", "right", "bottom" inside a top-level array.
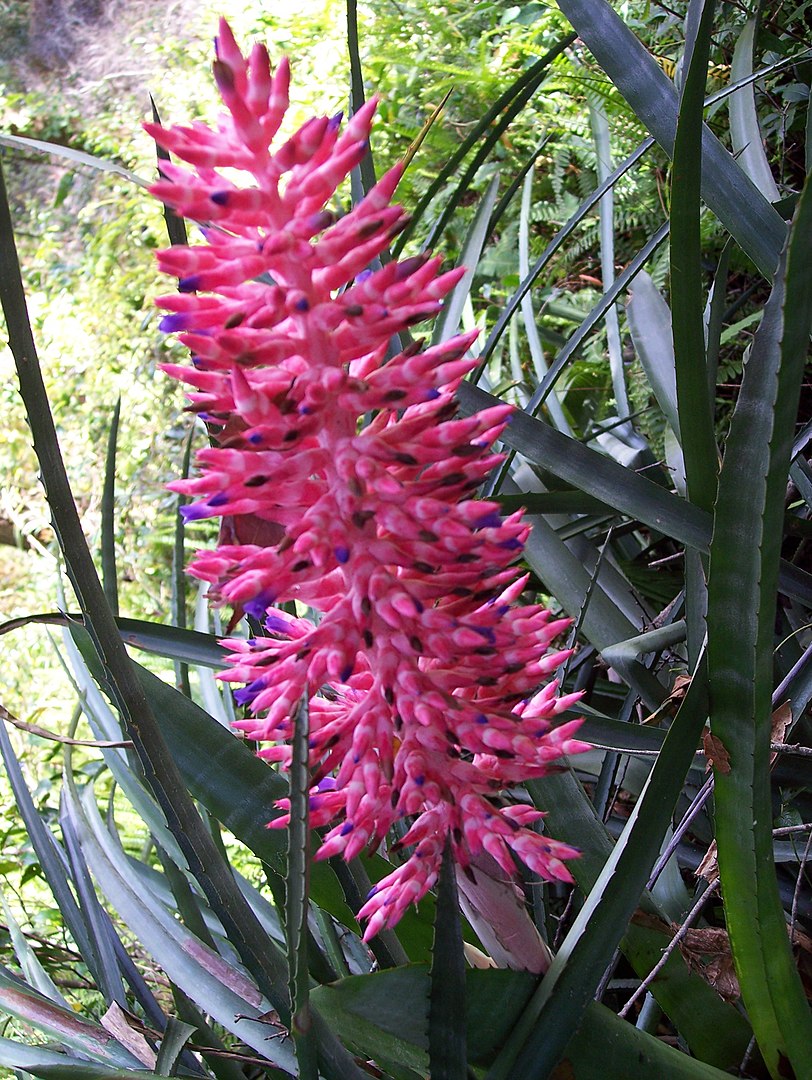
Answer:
[{"left": 148, "top": 18, "right": 588, "bottom": 939}]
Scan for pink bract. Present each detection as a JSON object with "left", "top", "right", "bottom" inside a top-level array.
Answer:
[{"left": 148, "top": 18, "right": 589, "bottom": 940}]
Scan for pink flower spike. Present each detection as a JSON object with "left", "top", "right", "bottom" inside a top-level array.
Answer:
[{"left": 152, "top": 20, "right": 589, "bottom": 942}]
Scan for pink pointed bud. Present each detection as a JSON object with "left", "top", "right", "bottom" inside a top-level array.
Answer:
[{"left": 246, "top": 43, "right": 272, "bottom": 117}]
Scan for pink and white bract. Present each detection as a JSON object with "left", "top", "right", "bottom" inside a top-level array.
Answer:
[{"left": 148, "top": 19, "right": 589, "bottom": 940}]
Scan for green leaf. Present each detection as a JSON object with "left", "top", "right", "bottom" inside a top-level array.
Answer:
[
  {"left": 60, "top": 774, "right": 297, "bottom": 1071},
  {"left": 59, "top": 808, "right": 130, "bottom": 1009},
  {"left": 431, "top": 174, "right": 500, "bottom": 345},
  {"left": 119, "top": 618, "right": 225, "bottom": 668},
  {"left": 70, "top": 624, "right": 288, "bottom": 857},
  {"left": 101, "top": 399, "right": 121, "bottom": 618},
  {"left": 458, "top": 381, "right": 711, "bottom": 552},
  {"left": 518, "top": 169, "right": 572, "bottom": 435},
  {"left": 0, "top": 1060, "right": 151, "bottom": 1080},
  {"left": 346, "top": 0, "right": 377, "bottom": 201},
  {"left": 729, "top": 20, "right": 781, "bottom": 203},
  {"left": 650, "top": 0, "right": 721, "bottom": 670},
  {"left": 528, "top": 766, "right": 752, "bottom": 1067},
  {"left": 286, "top": 696, "right": 319, "bottom": 1080},
  {"left": 428, "top": 840, "right": 467, "bottom": 1080},
  {"left": 588, "top": 87, "right": 633, "bottom": 429},
  {"left": 172, "top": 425, "right": 196, "bottom": 697},
  {"left": 0, "top": 965, "right": 144, "bottom": 1071},
  {"left": 149, "top": 96, "right": 190, "bottom": 249},
  {"left": 0, "top": 890, "right": 67, "bottom": 1007},
  {"left": 495, "top": 491, "right": 617, "bottom": 516},
  {"left": 523, "top": 223, "right": 669, "bottom": 420},
  {"left": 0, "top": 713, "right": 96, "bottom": 979},
  {"left": 521, "top": 512, "right": 670, "bottom": 710},
  {"left": 313, "top": 965, "right": 737, "bottom": 1079},
  {"left": 670, "top": 0, "right": 718, "bottom": 515},
  {"left": 0, "top": 133, "right": 149, "bottom": 188},
  {"left": 0, "top": 612, "right": 226, "bottom": 668},
  {"left": 12, "top": 1068, "right": 197, "bottom": 1080},
  {"left": 154, "top": 1017, "right": 197, "bottom": 1077},
  {"left": 486, "top": 667, "right": 711, "bottom": 1079},
  {"left": 557, "top": 0, "right": 787, "bottom": 278},
  {"left": 707, "top": 170, "right": 812, "bottom": 1077},
  {"left": 627, "top": 271, "right": 679, "bottom": 438}
]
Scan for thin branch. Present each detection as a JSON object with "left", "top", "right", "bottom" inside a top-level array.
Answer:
[
  {"left": 618, "top": 882, "right": 717, "bottom": 1019},
  {"left": 769, "top": 741, "right": 812, "bottom": 758},
  {"left": 790, "top": 828, "right": 812, "bottom": 947},
  {"left": 774, "top": 824, "right": 812, "bottom": 838},
  {"left": 0, "top": 702, "right": 133, "bottom": 749}
]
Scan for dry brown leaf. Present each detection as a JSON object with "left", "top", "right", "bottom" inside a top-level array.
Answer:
[
  {"left": 696, "top": 841, "right": 719, "bottom": 885},
  {"left": 101, "top": 1002, "right": 156, "bottom": 1067},
  {"left": 702, "top": 731, "right": 731, "bottom": 774},
  {"left": 680, "top": 927, "right": 730, "bottom": 954},
  {"left": 641, "top": 673, "right": 692, "bottom": 726},
  {"left": 790, "top": 925, "right": 812, "bottom": 954},
  {"left": 678, "top": 927, "right": 740, "bottom": 1002},
  {"left": 770, "top": 701, "right": 793, "bottom": 766},
  {"left": 703, "top": 954, "right": 741, "bottom": 1002}
]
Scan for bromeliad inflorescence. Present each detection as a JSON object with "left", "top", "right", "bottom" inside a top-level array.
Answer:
[{"left": 148, "top": 18, "right": 589, "bottom": 939}]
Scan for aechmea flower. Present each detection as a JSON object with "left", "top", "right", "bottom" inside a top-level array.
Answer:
[{"left": 149, "top": 19, "right": 589, "bottom": 940}]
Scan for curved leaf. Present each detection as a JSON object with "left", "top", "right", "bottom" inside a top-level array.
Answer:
[
  {"left": 557, "top": 0, "right": 786, "bottom": 278},
  {"left": 313, "top": 965, "right": 736, "bottom": 1079},
  {"left": 486, "top": 667, "right": 711, "bottom": 1078},
  {"left": 707, "top": 171, "right": 812, "bottom": 1077},
  {"left": 729, "top": 20, "right": 781, "bottom": 203}
]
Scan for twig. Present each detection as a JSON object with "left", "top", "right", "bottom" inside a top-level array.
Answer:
[
  {"left": 618, "top": 881, "right": 716, "bottom": 1019},
  {"left": 774, "top": 823, "right": 812, "bottom": 838},
  {"left": 647, "top": 774, "right": 714, "bottom": 890},
  {"left": 768, "top": 741, "right": 812, "bottom": 757},
  {"left": 790, "top": 827, "right": 812, "bottom": 947},
  {"left": 0, "top": 702, "right": 133, "bottom": 749}
]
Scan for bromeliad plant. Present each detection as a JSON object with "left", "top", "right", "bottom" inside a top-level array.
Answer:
[{"left": 0, "top": 3, "right": 811, "bottom": 1080}]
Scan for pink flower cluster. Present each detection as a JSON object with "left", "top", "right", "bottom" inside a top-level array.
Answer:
[{"left": 148, "top": 19, "right": 588, "bottom": 939}]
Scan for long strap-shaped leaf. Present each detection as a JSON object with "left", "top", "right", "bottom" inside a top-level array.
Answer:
[
  {"left": 706, "top": 170, "right": 812, "bottom": 1079},
  {"left": 346, "top": 0, "right": 377, "bottom": 200},
  {"left": 432, "top": 174, "right": 500, "bottom": 346},
  {"left": 458, "top": 381, "right": 710, "bottom": 550},
  {"left": 428, "top": 839, "right": 468, "bottom": 1080},
  {"left": 458, "top": 385, "right": 812, "bottom": 609},
  {"left": 101, "top": 399, "right": 121, "bottom": 617},
  {"left": 556, "top": 0, "right": 786, "bottom": 279},
  {"left": 287, "top": 695, "right": 319, "bottom": 1079},
  {"left": 670, "top": 0, "right": 718, "bottom": 515},
  {"left": 528, "top": 768, "right": 752, "bottom": 1068},
  {"left": 486, "top": 666, "right": 711, "bottom": 1078},
  {"left": 311, "top": 965, "right": 736, "bottom": 1080},
  {"left": 670, "top": 0, "right": 718, "bottom": 671},
  {"left": 0, "top": 964, "right": 145, "bottom": 1071}
]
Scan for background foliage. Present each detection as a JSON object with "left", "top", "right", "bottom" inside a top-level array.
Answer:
[{"left": 1, "top": 1, "right": 811, "bottom": 1078}]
